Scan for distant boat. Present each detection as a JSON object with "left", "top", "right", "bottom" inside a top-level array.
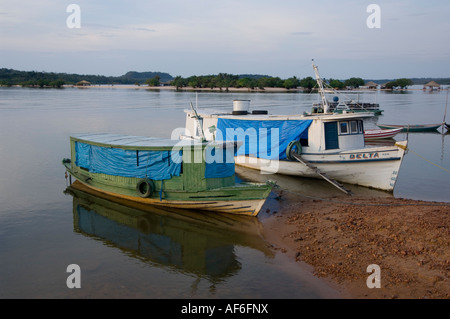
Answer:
[
  {"left": 314, "top": 99, "right": 383, "bottom": 115},
  {"left": 62, "top": 133, "right": 272, "bottom": 217},
  {"left": 364, "top": 128, "right": 402, "bottom": 140},
  {"left": 376, "top": 123, "right": 442, "bottom": 132},
  {"left": 312, "top": 86, "right": 383, "bottom": 115}
]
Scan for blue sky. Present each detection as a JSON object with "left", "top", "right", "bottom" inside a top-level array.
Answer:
[{"left": 0, "top": 0, "right": 449, "bottom": 79}]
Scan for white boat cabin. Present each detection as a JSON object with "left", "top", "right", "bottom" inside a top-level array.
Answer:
[
  {"left": 304, "top": 112, "right": 370, "bottom": 153},
  {"left": 184, "top": 100, "right": 374, "bottom": 158}
]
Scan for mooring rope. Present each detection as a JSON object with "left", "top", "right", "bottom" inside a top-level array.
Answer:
[{"left": 407, "top": 147, "right": 450, "bottom": 174}]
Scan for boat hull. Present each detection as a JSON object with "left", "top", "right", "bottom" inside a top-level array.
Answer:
[
  {"left": 64, "top": 164, "right": 271, "bottom": 217},
  {"left": 377, "top": 124, "right": 442, "bottom": 132},
  {"left": 234, "top": 141, "right": 408, "bottom": 191},
  {"left": 364, "top": 128, "right": 402, "bottom": 140}
]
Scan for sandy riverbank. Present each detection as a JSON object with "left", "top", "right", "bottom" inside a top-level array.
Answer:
[{"left": 261, "top": 191, "right": 449, "bottom": 299}]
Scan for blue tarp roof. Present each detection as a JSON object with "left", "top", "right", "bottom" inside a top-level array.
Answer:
[
  {"left": 72, "top": 133, "right": 235, "bottom": 180},
  {"left": 71, "top": 133, "right": 204, "bottom": 149},
  {"left": 75, "top": 141, "right": 182, "bottom": 180},
  {"left": 216, "top": 118, "right": 312, "bottom": 160}
]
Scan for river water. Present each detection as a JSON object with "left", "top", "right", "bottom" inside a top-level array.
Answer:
[{"left": 0, "top": 85, "right": 448, "bottom": 298}]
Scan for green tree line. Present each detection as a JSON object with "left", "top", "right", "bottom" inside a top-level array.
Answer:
[
  {"left": 383, "top": 78, "right": 414, "bottom": 89},
  {"left": 0, "top": 68, "right": 172, "bottom": 87},
  {"left": 169, "top": 74, "right": 317, "bottom": 90},
  {"left": 167, "top": 74, "right": 371, "bottom": 91},
  {"left": 2, "top": 67, "right": 435, "bottom": 90}
]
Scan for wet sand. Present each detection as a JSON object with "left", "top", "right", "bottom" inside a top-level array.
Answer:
[{"left": 261, "top": 190, "right": 449, "bottom": 299}]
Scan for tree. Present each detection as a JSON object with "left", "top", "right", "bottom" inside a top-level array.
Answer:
[
  {"left": 384, "top": 81, "right": 397, "bottom": 90},
  {"left": 344, "top": 77, "right": 364, "bottom": 88},
  {"left": 49, "top": 79, "right": 65, "bottom": 88},
  {"left": 299, "top": 76, "right": 316, "bottom": 90},
  {"left": 328, "top": 79, "right": 345, "bottom": 89},
  {"left": 395, "top": 78, "right": 413, "bottom": 89},
  {"left": 172, "top": 76, "right": 186, "bottom": 90},
  {"left": 187, "top": 76, "right": 201, "bottom": 88},
  {"left": 384, "top": 78, "right": 413, "bottom": 90},
  {"left": 283, "top": 76, "right": 300, "bottom": 89},
  {"left": 145, "top": 75, "right": 160, "bottom": 86},
  {"left": 236, "top": 78, "right": 256, "bottom": 89}
]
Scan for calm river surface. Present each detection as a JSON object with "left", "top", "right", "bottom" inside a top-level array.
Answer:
[{"left": 0, "top": 86, "right": 448, "bottom": 298}]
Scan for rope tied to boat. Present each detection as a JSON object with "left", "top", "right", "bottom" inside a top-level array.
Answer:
[
  {"left": 394, "top": 142, "right": 408, "bottom": 151},
  {"left": 407, "top": 147, "right": 450, "bottom": 174}
]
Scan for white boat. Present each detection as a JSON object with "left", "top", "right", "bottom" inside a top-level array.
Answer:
[
  {"left": 183, "top": 61, "right": 408, "bottom": 192},
  {"left": 364, "top": 128, "right": 402, "bottom": 140}
]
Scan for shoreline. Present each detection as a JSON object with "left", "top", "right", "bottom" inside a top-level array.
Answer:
[
  {"left": 3, "top": 84, "right": 442, "bottom": 93},
  {"left": 75, "top": 84, "right": 442, "bottom": 93},
  {"left": 260, "top": 190, "right": 450, "bottom": 299}
]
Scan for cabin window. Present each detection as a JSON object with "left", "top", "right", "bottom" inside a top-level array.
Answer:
[
  {"left": 358, "top": 120, "right": 364, "bottom": 133},
  {"left": 338, "top": 120, "right": 363, "bottom": 135},
  {"left": 350, "top": 121, "right": 358, "bottom": 134},
  {"left": 339, "top": 122, "right": 349, "bottom": 135}
]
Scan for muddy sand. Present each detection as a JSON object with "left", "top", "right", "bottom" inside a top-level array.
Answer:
[{"left": 262, "top": 191, "right": 449, "bottom": 299}]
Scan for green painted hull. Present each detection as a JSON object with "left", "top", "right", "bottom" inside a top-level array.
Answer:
[
  {"left": 63, "top": 162, "right": 272, "bottom": 216},
  {"left": 377, "top": 124, "right": 442, "bottom": 132}
]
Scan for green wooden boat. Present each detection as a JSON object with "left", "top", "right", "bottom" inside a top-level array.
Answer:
[
  {"left": 62, "top": 133, "right": 272, "bottom": 216},
  {"left": 376, "top": 123, "right": 442, "bottom": 132}
]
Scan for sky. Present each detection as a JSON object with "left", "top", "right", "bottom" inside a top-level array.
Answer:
[{"left": 0, "top": 0, "right": 449, "bottom": 80}]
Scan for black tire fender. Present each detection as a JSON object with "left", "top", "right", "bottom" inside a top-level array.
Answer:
[
  {"left": 136, "top": 179, "right": 154, "bottom": 198},
  {"left": 286, "top": 140, "right": 302, "bottom": 160}
]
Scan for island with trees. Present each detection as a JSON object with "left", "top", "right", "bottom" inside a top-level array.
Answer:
[{"left": 0, "top": 68, "right": 448, "bottom": 91}]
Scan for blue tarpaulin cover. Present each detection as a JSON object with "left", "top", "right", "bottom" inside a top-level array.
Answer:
[
  {"left": 216, "top": 118, "right": 312, "bottom": 160},
  {"left": 204, "top": 146, "right": 235, "bottom": 178},
  {"left": 75, "top": 142, "right": 182, "bottom": 180}
]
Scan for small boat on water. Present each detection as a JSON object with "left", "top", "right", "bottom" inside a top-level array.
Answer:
[
  {"left": 364, "top": 128, "right": 402, "bottom": 140},
  {"left": 376, "top": 123, "right": 442, "bottom": 132},
  {"left": 62, "top": 133, "right": 272, "bottom": 217},
  {"left": 183, "top": 61, "right": 408, "bottom": 192},
  {"left": 314, "top": 98, "right": 383, "bottom": 115}
]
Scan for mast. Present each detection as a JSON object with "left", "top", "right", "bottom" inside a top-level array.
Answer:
[
  {"left": 312, "top": 59, "right": 330, "bottom": 113},
  {"left": 190, "top": 101, "right": 206, "bottom": 141},
  {"left": 443, "top": 90, "right": 448, "bottom": 125}
]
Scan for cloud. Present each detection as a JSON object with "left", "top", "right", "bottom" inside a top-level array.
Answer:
[
  {"left": 0, "top": 0, "right": 449, "bottom": 78},
  {"left": 132, "top": 27, "right": 157, "bottom": 32}
]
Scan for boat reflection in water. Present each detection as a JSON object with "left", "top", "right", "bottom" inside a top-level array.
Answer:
[{"left": 64, "top": 181, "right": 274, "bottom": 283}]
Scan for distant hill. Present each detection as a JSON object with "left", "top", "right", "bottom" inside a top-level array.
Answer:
[
  {"left": 409, "top": 78, "right": 450, "bottom": 85},
  {"left": 119, "top": 71, "right": 173, "bottom": 83},
  {"left": 0, "top": 68, "right": 174, "bottom": 86},
  {"left": 238, "top": 74, "right": 273, "bottom": 79}
]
